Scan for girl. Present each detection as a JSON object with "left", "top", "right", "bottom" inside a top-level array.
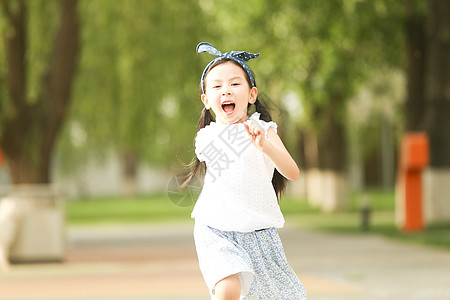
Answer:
[{"left": 185, "top": 42, "right": 307, "bottom": 300}]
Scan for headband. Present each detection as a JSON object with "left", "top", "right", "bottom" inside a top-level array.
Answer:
[{"left": 196, "top": 42, "right": 260, "bottom": 93}]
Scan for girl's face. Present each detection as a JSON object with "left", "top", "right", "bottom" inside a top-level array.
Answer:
[{"left": 201, "top": 61, "right": 258, "bottom": 124}]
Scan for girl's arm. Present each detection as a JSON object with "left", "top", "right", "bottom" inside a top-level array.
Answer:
[{"left": 245, "top": 122, "right": 299, "bottom": 181}]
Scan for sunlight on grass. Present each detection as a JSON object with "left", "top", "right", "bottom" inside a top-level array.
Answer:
[
  {"left": 66, "top": 190, "right": 450, "bottom": 250},
  {"left": 67, "top": 194, "right": 192, "bottom": 225}
]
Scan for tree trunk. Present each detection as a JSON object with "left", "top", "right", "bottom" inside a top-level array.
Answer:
[
  {"left": 121, "top": 149, "right": 138, "bottom": 196},
  {"left": 422, "top": 0, "right": 450, "bottom": 224},
  {"left": 0, "top": 0, "right": 80, "bottom": 184},
  {"left": 404, "top": 0, "right": 427, "bottom": 131},
  {"left": 303, "top": 94, "right": 348, "bottom": 212},
  {"left": 317, "top": 106, "right": 347, "bottom": 172},
  {"left": 425, "top": 0, "right": 450, "bottom": 168},
  {"left": 316, "top": 95, "right": 348, "bottom": 212}
]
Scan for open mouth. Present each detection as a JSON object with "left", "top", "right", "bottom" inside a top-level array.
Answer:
[{"left": 222, "top": 101, "right": 235, "bottom": 114}]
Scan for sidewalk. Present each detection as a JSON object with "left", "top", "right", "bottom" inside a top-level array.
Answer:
[{"left": 1, "top": 220, "right": 450, "bottom": 300}]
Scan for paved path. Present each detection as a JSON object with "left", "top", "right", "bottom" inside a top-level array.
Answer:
[{"left": 1, "top": 220, "right": 450, "bottom": 300}]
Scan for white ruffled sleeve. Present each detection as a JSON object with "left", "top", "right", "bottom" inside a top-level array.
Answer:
[
  {"left": 246, "top": 112, "right": 278, "bottom": 139},
  {"left": 195, "top": 124, "right": 214, "bottom": 162}
]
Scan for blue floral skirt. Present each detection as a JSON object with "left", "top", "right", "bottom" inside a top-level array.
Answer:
[{"left": 194, "top": 223, "right": 307, "bottom": 299}]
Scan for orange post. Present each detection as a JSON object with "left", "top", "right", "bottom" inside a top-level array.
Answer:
[{"left": 399, "top": 132, "right": 429, "bottom": 232}]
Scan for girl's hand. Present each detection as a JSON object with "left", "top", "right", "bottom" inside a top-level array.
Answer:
[
  {"left": 244, "top": 121, "right": 266, "bottom": 151},
  {"left": 245, "top": 120, "right": 300, "bottom": 181}
]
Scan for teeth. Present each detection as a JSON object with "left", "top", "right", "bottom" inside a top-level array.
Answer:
[{"left": 222, "top": 101, "right": 235, "bottom": 113}]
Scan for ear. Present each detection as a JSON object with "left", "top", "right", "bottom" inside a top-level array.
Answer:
[
  {"left": 201, "top": 93, "right": 210, "bottom": 109},
  {"left": 248, "top": 87, "right": 258, "bottom": 104}
]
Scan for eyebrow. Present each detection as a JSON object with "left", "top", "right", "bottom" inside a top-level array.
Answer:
[{"left": 210, "top": 76, "right": 244, "bottom": 82}]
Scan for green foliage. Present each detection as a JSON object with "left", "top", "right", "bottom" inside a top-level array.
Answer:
[
  {"left": 58, "top": 0, "right": 207, "bottom": 172},
  {"left": 52, "top": 0, "right": 407, "bottom": 175},
  {"left": 195, "top": 0, "right": 405, "bottom": 156}
]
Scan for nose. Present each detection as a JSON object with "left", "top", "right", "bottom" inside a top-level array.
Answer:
[{"left": 221, "top": 86, "right": 231, "bottom": 96}]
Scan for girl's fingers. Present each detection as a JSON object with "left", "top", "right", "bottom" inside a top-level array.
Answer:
[
  {"left": 244, "top": 123, "right": 252, "bottom": 136},
  {"left": 245, "top": 122, "right": 256, "bottom": 136},
  {"left": 245, "top": 122, "right": 264, "bottom": 148},
  {"left": 254, "top": 127, "right": 263, "bottom": 136},
  {"left": 247, "top": 121, "right": 261, "bottom": 135}
]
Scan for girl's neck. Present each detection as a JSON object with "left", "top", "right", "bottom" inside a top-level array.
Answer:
[{"left": 216, "top": 115, "right": 248, "bottom": 125}]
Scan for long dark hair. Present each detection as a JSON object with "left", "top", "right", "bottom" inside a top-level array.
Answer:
[{"left": 182, "top": 59, "right": 288, "bottom": 199}]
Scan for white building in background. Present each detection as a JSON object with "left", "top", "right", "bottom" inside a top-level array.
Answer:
[
  {"left": 0, "top": 152, "right": 171, "bottom": 199},
  {"left": 54, "top": 152, "right": 171, "bottom": 198}
]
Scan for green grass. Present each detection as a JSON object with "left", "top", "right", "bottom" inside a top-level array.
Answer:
[
  {"left": 66, "top": 193, "right": 192, "bottom": 225},
  {"left": 282, "top": 191, "right": 450, "bottom": 251},
  {"left": 67, "top": 190, "right": 450, "bottom": 250}
]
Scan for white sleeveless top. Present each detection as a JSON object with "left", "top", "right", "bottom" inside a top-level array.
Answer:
[{"left": 191, "top": 112, "right": 285, "bottom": 232}]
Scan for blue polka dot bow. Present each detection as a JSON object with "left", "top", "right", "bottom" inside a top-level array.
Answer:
[{"left": 196, "top": 42, "right": 260, "bottom": 93}]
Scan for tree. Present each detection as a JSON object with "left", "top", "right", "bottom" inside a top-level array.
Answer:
[
  {"left": 423, "top": 0, "right": 450, "bottom": 223},
  {"left": 54, "top": 0, "right": 208, "bottom": 195},
  {"left": 404, "top": 0, "right": 427, "bottom": 132},
  {"left": 195, "top": 0, "right": 406, "bottom": 211},
  {"left": 0, "top": 0, "right": 80, "bottom": 184},
  {"left": 425, "top": 0, "right": 450, "bottom": 169},
  {"left": 266, "top": 0, "right": 404, "bottom": 210},
  {"left": 399, "top": 0, "right": 450, "bottom": 224}
]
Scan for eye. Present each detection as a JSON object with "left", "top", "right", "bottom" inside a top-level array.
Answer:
[
  {"left": 231, "top": 82, "right": 240, "bottom": 86},
  {"left": 212, "top": 85, "right": 221, "bottom": 89}
]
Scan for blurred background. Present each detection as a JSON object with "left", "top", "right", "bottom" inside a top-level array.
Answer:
[
  {"left": 1, "top": 0, "right": 449, "bottom": 216},
  {"left": 0, "top": 0, "right": 449, "bottom": 299}
]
